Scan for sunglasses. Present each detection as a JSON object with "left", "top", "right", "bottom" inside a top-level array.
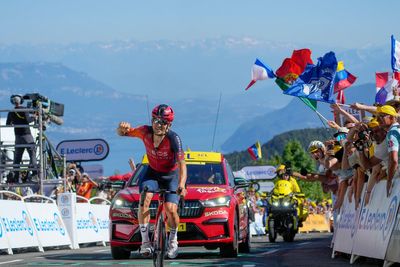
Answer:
[
  {"left": 152, "top": 118, "right": 169, "bottom": 126},
  {"left": 336, "top": 133, "right": 347, "bottom": 141}
]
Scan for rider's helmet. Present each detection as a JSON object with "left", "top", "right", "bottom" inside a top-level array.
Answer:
[
  {"left": 307, "top": 140, "right": 325, "bottom": 153},
  {"left": 151, "top": 104, "right": 174, "bottom": 124},
  {"left": 276, "top": 164, "right": 286, "bottom": 175}
]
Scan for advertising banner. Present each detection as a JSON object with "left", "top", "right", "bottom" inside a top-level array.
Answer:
[
  {"left": 0, "top": 214, "right": 11, "bottom": 253},
  {"left": 56, "top": 139, "right": 109, "bottom": 162},
  {"left": 25, "top": 201, "right": 72, "bottom": 247},
  {"left": 234, "top": 165, "right": 277, "bottom": 180},
  {"left": 332, "top": 186, "right": 363, "bottom": 255},
  {"left": 352, "top": 180, "right": 400, "bottom": 260},
  {"left": 90, "top": 203, "right": 110, "bottom": 243},
  {"left": 0, "top": 200, "right": 40, "bottom": 250},
  {"left": 75, "top": 202, "right": 102, "bottom": 244},
  {"left": 385, "top": 207, "right": 400, "bottom": 263}
]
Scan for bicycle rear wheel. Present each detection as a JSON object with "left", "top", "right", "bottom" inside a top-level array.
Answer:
[{"left": 153, "top": 213, "right": 166, "bottom": 267}]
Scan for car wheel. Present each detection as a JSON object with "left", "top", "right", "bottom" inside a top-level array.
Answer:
[
  {"left": 111, "top": 246, "right": 131, "bottom": 259},
  {"left": 268, "top": 219, "right": 276, "bottom": 243},
  {"left": 220, "top": 212, "right": 239, "bottom": 257},
  {"left": 239, "top": 215, "right": 251, "bottom": 253}
]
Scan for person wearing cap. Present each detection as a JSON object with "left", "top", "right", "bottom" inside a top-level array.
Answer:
[
  {"left": 77, "top": 172, "right": 98, "bottom": 199},
  {"left": 377, "top": 105, "right": 399, "bottom": 197}
]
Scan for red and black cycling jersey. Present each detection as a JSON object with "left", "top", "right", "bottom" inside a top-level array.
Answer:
[{"left": 126, "top": 125, "right": 185, "bottom": 173}]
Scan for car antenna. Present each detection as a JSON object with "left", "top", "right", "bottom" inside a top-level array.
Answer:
[{"left": 211, "top": 92, "right": 222, "bottom": 151}]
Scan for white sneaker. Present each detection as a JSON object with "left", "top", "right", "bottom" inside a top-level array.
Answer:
[
  {"left": 139, "top": 242, "right": 153, "bottom": 257},
  {"left": 167, "top": 240, "right": 179, "bottom": 259}
]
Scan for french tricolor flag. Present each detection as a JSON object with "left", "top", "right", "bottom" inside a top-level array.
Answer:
[
  {"left": 375, "top": 72, "right": 399, "bottom": 104},
  {"left": 392, "top": 35, "right": 400, "bottom": 72},
  {"left": 245, "top": 59, "right": 275, "bottom": 91}
]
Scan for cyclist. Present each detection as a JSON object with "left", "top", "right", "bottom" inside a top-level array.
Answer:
[{"left": 117, "top": 104, "right": 187, "bottom": 259}]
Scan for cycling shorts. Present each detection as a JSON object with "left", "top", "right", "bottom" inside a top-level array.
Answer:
[{"left": 139, "top": 167, "right": 179, "bottom": 205}]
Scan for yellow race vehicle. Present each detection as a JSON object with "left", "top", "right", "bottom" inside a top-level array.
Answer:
[{"left": 265, "top": 179, "right": 307, "bottom": 242}]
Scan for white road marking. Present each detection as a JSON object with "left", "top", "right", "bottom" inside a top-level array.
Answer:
[
  {"left": 297, "top": 242, "right": 311, "bottom": 246},
  {"left": 242, "top": 265, "right": 256, "bottom": 267},
  {"left": 94, "top": 249, "right": 109, "bottom": 253},
  {"left": 262, "top": 248, "right": 280, "bottom": 255},
  {"left": 0, "top": 259, "right": 23, "bottom": 265}
]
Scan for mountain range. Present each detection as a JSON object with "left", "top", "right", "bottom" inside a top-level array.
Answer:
[{"left": 0, "top": 38, "right": 391, "bottom": 173}]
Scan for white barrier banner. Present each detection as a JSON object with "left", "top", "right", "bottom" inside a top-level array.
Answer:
[
  {"left": 0, "top": 200, "right": 40, "bottom": 249},
  {"left": 75, "top": 202, "right": 102, "bottom": 244},
  {"left": 332, "top": 186, "right": 363, "bottom": 255},
  {"left": 352, "top": 180, "right": 400, "bottom": 259},
  {"left": 90, "top": 204, "right": 110, "bottom": 242},
  {"left": 0, "top": 214, "right": 10, "bottom": 251},
  {"left": 25, "top": 202, "right": 72, "bottom": 247},
  {"left": 385, "top": 207, "right": 400, "bottom": 263}
]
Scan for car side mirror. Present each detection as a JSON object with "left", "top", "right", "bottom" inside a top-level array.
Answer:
[
  {"left": 234, "top": 177, "right": 250, "bottom": 189},
  {"left": 112, "top": 181, "right": 126, "bottom": 190}
]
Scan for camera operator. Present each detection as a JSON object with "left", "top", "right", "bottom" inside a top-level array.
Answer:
[{"left": 6, "top": 95, "right": 37, "bottom": 183}]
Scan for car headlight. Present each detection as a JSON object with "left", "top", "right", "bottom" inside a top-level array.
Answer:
[
  {"left": 200, "top": 196, "right": 231, "bottom": 207},
  {"left": 272, "top": 201, "right": 280, "bottom": 207},
  {"left": 112, "top": 197, "right": 133, "bottom": 208},
  {"left": 283, "top": 201, "right": 290, "bottom": 207}
]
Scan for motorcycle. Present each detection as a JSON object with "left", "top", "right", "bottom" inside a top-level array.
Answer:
[{"left": 265, "top": 180, "right": 305, "bottom": 242}]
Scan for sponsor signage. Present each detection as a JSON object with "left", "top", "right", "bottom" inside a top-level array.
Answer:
[
  {"left": 82, "top": 164, "right": 104, "bottom": 179},
  {"left": 234, "top": 166, "right": 276, "bottom": 180},
  {"left": 352, "top": 180, "right": 400, "bottom": 260},
  {"left": 90, "top": 203, "right": 110, "bottom": 242},
  {"left": 0, "top": 200, "right": 40, "bottom": 249},
  {"left": 56, "top": 139, "right": 109, "bottom": 162},
  {"left": 332, "top": 185, "right": 365, "bottom": 255},
  {"left": 25, "top": 202, "right": 71, "bottom": 247},
  {"left": 0, "top": 215, "right": 10, "bottom": 252},
  {"left": 75, "top": 203, "right": 103, "bottom": 244},
  {"left": 385, "top": 207, "right": 400, "bottom": 263}
]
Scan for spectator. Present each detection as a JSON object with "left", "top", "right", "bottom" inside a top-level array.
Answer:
[
  {"left": 6, "top": 94, "right": 37, "bottom": 183},
  {"left": 77, "top": 172, "right": 98, "bottom": 199},
  {"left": 376, "top": 105, "right": 399, "bottom": 197},
  {"left": 66, "top": 163, "right": 81, "bottom": 192}
]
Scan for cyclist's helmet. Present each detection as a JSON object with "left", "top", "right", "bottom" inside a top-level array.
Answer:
[
  {"left": 152, "top": 104, "right": 174, "bottom": 123},
  {"left": 10, "top": 94, "right": 23, "bottom": 105},
  {"left": 308, "top": 140, "right": 325, "bottom": 153}
]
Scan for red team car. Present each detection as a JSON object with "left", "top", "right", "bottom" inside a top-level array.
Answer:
[{"left": 109, "top": 151, "right": 251, "bottom": 259}]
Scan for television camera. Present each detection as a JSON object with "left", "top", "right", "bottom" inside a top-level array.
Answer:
[{"left": 23, "top": 93, "right": 64, "bottom": 128}]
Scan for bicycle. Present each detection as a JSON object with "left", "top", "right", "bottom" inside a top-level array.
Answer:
[{"left": 140, "top": 186, "right": 184, "bottom": 267}]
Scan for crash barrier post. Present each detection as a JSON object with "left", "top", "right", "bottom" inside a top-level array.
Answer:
[
  {"left": 331, "top": 179, "right": 400, "bottom": 265},
  {"left": 23, "top": 195, "right": 72, "bottom": 249},
  {"left": 0, "top": 191, "right": 42, "bottom": 254},
  {"left": 57, "top": 193, "right": 110, "bottom": 249},
  {"left": 299, "top": 213, "right": 330, "bottom": 233}
]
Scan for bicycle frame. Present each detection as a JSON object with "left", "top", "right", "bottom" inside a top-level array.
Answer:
[{"left": 140, "top": 186, "right": 182, "bottom": 267}]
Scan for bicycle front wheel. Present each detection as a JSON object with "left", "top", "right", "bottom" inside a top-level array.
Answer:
[{"left": 153, "top": 213, "right": 166, "bottom": 267}]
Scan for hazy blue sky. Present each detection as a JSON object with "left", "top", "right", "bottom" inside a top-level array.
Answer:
[{"left": 1, "top": 0, "right": 399, "bottom": 48}]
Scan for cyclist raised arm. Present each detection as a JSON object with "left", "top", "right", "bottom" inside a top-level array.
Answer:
[{"left": 117, "top": 104, "right": 187, "bottom": 259}]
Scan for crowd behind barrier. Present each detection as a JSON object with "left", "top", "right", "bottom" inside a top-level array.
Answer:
[{"left": 0, "top": 192, "right": 110, "bottom": 254}]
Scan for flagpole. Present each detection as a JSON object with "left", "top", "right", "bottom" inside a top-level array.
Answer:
[{"left": 314, "top": 109, "right": 329, "bottom": 123}]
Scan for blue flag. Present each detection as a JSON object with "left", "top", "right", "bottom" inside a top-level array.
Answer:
[{"left": 283, "top": 51, "right": 338, "bottom": 104}]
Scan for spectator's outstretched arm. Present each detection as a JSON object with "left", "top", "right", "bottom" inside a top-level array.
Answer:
[
  {"left": 350, "top": 102, "right": 378, "bottom": 115},
  {"left": 331, "top": 103, "right": 359, "bottom": 123},
  {"left": 129, "top": 158, "right": 136, "bottom": 172}
]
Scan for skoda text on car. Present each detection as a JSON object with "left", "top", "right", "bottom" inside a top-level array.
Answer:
[{"left": 109, "top": 151, "right": 251, "bottom": 258}]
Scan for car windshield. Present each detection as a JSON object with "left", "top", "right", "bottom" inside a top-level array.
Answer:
[{"left": 129, "top": 163, "right": 225, "bottom": 186}]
